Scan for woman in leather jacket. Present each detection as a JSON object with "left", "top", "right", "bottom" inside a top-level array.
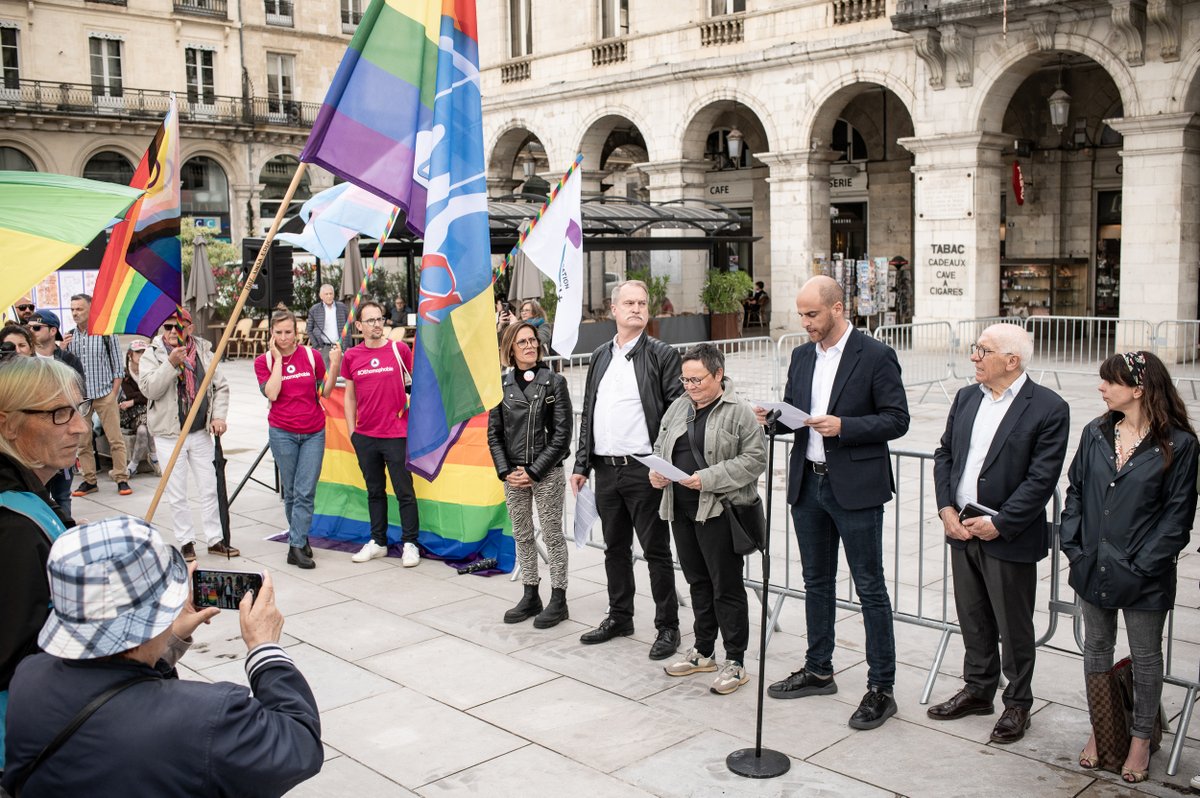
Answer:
[
  {"left": 487, "top": 321, "right": 573, "bottom": 628},
  {"left": 1064, "top": 351, "right": 1198, "bottom": 782}
]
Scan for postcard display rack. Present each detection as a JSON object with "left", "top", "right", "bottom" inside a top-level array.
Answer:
[
  {"left": 999, "top": 259, "right": 1086, "bottom": 318},
  {"left": 814, "top": 256, "right": 910, "bottom": 328}
]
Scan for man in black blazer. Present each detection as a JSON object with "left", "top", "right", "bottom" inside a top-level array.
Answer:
[
  {"left": 306, "top": 284, "right": 352, "bottom": 368},
  {"left": 757, "top": 276, "right": 909, "bottom": 730},
  {"left": 928, "top": 323, "right": 1068, "bottom": 744}
]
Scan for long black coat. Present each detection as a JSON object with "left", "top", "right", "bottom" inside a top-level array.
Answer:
[
  {"left": 488, "top": 366, "right": 573, "bottom": 482},
  {"left": 1060, "top": 416, "right": 1199, "bottom": 610}
]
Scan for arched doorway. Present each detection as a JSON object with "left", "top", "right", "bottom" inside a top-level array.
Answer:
[
  {"left": 82, "top": 151, "right": 134, "bottom": 185},
  {"left": 258, "top": 154, "right": 310, "bottom": 223},
  {"left": 182, "top": 156, "right": 232, "bottom": 241},
  {"left": 0, "top": 146, "right": 35, "bottom": 171},
  {"left": 810, "top": 84, "right": 916, "bottom": 325},
  {"left": 578, "top": 113, "right": 648, "bottom": 198},
  {"left": 487, "top": 126, "right": 549, "bottom": 196}
]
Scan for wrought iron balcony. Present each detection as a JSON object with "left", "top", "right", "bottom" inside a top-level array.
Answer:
[
  {"left": 174, "top": 0, "right": 227, "bottom": 17},
  {"left": 265, "top": 0, "right": 294, "bottom": 26},
  {"left": 0, "top": 80, "right": 319, "bottom": 130}
]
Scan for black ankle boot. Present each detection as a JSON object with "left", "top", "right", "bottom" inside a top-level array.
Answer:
[
  {"left": 533, "top": 587, "right": 568, "bottom": 629},
  {"left": 503, "top": 584, "right": 542, "bottom": 624},
  {"left": 287, "top": 545, "right": 315, "bottom": 570}
]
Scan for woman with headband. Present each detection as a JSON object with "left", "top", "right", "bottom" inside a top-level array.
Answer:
[{"left": 1062, "top": 351, "right": 1198, "bottom": 782}]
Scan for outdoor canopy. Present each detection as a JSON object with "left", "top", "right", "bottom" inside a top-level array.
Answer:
[{"left": 0, "top": 171, "right": 144, "bottom": 311}]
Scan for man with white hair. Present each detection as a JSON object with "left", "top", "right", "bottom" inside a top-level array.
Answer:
[
  {"left": 305, "top": 283, "right": 350, "bottom": 368},
  {"left": 928, "top": 322, "right": 1069, "bottom": 744}
]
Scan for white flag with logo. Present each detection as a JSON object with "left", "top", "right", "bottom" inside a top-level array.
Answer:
[{"left": 519, "top": 161, "right": 583, "bottom": 357}]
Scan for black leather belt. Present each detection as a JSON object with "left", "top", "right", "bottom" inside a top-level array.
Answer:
[
  {"left": 806, "top": 459, "right": 829, "bottom": 475},
  {"left": 596, "top": 455, "right": 640, "bottom": 467}
]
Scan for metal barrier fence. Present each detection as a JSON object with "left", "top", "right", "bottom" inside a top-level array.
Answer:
[
  {"left": 872, "top": 322, "right": 955, "bottom": 402},
  {"left": 1024, "top": 316, "right": 1155, "bottom": 385},
  {"left": 1154, "top": 319, "right": 1200, "bottom": 398},
  {"left": 951, "top": 317, "right": 1008, "bottom": 381}
]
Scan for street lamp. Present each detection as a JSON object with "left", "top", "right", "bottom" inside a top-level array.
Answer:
[
  {"left": 726, "top": 127, "right": 744, "bottom": 168},
  {"left": 1048, "top": 59, "right": 1071, "bottom": 134}
]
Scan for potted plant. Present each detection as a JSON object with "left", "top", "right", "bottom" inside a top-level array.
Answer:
[{"left": 701, "top": 268, "right": 754, "bottom": 340}]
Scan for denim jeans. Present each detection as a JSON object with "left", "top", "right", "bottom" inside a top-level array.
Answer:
[
  {"left": 1081, "top": 599, "right": 1167, "bottom": 739},
  {"left": 268, "top": 427, "right": 326, "bottom": 548},
  {"left": 791, "top": 471, "right": 896, "bottom": 690}
]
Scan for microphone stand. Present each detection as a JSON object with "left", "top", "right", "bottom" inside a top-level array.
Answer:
[{"left": 727, "top": 409, "right": 790, "bottom": 778}]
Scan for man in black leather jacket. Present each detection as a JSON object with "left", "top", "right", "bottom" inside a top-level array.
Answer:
[{"left": 569, "top": 280, "right": 684, "bottom": 659}]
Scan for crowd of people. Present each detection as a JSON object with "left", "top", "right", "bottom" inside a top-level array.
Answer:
[{"left": 1, "top": 274, "right": 1199, "bottom": 793}]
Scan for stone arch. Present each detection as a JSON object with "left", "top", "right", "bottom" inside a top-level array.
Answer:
[
  {"left": 972, "top": 33, "right": 1140, "bottom": 132},
  {"left": 0, "top": 136, "right": 51, "bottom": 172},
  {"left": 1171, "top": 46, "right": 1200, "bottom": 112},
  {"left": 576, "top": 106, "right": 653, "bottom": 169},
  {"left": 179, "top": 145, "right": 239, "bottom": 189},
  {"left": 487, "top": 122, "right": 554, "bottom": 184},
  {"left": 250, "top": 146, "right": 304, "bottom": 186},
  {"left": 69, "top": 140, "right": 141, "bottom": 179},
  {"left": 678, "top": 89, "right": 777, "bottom": 163},
  {"left": 801, "top": 72, "right": 918, "bottom": 153}
]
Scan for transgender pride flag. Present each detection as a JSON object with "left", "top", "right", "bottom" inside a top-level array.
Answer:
[{"left": 301, "top": 0, "right": 500, "bottom": 480}]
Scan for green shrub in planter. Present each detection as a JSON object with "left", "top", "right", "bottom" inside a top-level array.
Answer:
[
  {"left": 626, "top": 267, "right": 669, "bottom": 317},
  {"left": 701, "top": 269, "right": 754, "bottom": 314}
]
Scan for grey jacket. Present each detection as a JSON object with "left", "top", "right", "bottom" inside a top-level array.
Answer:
[
  {"left": 137, "top": 335, "right": 230, "bottom": 438},
  {"left": 653, "top": 379, "right": 767, "bottom": 523}
]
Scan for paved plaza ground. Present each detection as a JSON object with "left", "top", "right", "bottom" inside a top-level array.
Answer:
[{"left": 70, "top": 351, "right": 1200, "bottom": 797}]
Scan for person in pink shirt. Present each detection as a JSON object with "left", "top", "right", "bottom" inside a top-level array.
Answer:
[
  {"left": 255, "top": 310, "right": 340, "bottom": 570},
  {"left": 340, "top": 300, "right": 421, "bottom": 567}
]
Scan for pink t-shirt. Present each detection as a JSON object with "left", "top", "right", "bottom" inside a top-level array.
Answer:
[
  {"left": 254, "top": 347, "right": 327, "bottom": 434},
  {"left": 340, "top": 341, "right": 412, "bottom": 438}
]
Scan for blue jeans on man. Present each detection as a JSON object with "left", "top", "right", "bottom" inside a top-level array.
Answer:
[
  {"left": 791, "top": 472, "right": 895, "bottom": 690},
  {"left": 268, "top": 428, "right": 325, "bottom": 548}
]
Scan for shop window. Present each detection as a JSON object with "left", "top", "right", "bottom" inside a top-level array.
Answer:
[{"left": 183, "top": 156, "right": 231, "bottom": 240}]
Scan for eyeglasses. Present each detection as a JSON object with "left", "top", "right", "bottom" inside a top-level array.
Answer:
[
  {"left": 970, "top": 344, "right": 1012, "bottom": 358},
  {"left": 15, "top": 304, "right": 34, "bottom": 311},
  {"left": 514, "top": 337, "right": 539, "bottom": 348},
  {"left": 679, "top": 375, "right": 710, "bottom": 386},
  {"left": 23, "top": 399, "right": 92, "bottom": 425},
  {"left": 359, "top": 317, "right": 385, "bottom": 325}
]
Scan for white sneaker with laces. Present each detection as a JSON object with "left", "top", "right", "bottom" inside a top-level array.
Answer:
[
  {"left": 664, "top": 647, "right": 718, "bottom": 677},
  {"left": 710, "top": 661, "right": 750, "bottom": 695},
  {"left": 401, "top": 542, "right": 420, "bottom": 567},
  {"left": 352, "top": 540, "right": 387, "bottom": 563},
  {"left": 1191, "top": 773, "right": 1200, "bottom": 791}
]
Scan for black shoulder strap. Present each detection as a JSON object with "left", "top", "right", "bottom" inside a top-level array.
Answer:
[
  {"left": 9, "top": 674, "right": 157, "bottom": 796},
  {"left": 685, "top": 408, "right": 709, "bottom": 470}
]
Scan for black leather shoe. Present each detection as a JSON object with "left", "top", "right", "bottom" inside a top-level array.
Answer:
[
  {"left": 767, "top": 668, "right": 838, "bottom": 699},
  {"left": 927, "top": 688, "right": 994, "bottom": 721},
  {"left": 648, "top": 628, "right": 680, "bottom": 660},
  {"left": 580, "top": 617, "right": 634, "bottom": 645},
  {"left": 849, "top": 687, "right": 897, "bottom": 730},
  {"left": 302, "top": 542, "right": 313, "bottom": 558},
  {"left": 990, "top": 707, "right": 1030, "bottom": 744},
  {"left": 287, "top": 545, "right": 315, "bottom": 570}
]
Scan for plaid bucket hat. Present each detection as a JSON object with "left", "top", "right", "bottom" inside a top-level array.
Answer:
[{"left": 39, "top": 517, "right": 189, "bottom": 660}]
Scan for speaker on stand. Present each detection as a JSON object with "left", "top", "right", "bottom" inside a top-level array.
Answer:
[{"left": 241, "top": 238, "right": 294, "bottom": 310}]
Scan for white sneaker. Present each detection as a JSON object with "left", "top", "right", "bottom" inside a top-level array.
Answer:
[
  {"left": 1191, "top": 773, "right": 1200, "bottom": 791},
  {"left": 352, "top": 541, "right": 387, "bottom": 563},
  {"left": 401, "top": 542, "right": 420, "bottom": 567},
  {"left": 710, "top": 660, "right": 750, "bottom": 695},
  {"left": 664, "top": 647, "right": 718, "bottom": 677}
]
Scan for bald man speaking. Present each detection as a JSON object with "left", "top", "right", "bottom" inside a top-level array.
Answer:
[{"left": 755, "top": 276, "right": 910, "bottom": 730}]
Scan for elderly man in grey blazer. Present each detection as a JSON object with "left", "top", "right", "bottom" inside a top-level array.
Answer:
[{"left": 306, "top": 284, "right": 352, "bottom": 367}]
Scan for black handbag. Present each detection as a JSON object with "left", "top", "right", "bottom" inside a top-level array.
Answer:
[{"left": 685, "top": 411, "right": 766, "bottom": 556}]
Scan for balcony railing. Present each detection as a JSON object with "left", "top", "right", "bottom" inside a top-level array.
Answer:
[
  {"left": 341, "top": 8, "right": 363, "bottom": 33},
  {"left": 265, "top": 0, "right": 293, "bottom": 26},
  {"left": 87, "top": 0, "right": 128, "bottom": 5},
  {"left": 0, "top": 80, "right": 319, "bottom": 129},
  {"left": 591, "top": 40, "right": 627, "bottom": 66},
  {"left": 700, "top": 15, "right": 744, "bottom": 46},
  {"left": 833, "top": 0, "right": 886, "bottom": 24},
  {"left": 500, "top": 59, "right": 531, "bottom": 84},
  {"left": 174, "top": 0, "right": 227, "bottom": 17}
]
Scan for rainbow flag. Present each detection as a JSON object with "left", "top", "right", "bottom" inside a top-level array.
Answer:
[
  {"left": 90, "top": 96, "right": 181, "bottom": 336},
  {"left": 310, "top": 388, "right": 513, "bottom": 569},
  {"left": 300, "top": 0, "right": 500, "bottom": 481}
]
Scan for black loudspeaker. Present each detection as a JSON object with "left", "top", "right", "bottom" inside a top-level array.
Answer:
[{"left": 242, "top": 238, "right": 294, "bottom": 309}]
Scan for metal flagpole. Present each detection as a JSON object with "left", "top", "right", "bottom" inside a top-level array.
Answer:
[{"left": 145, "top": 163, "right": 309, "bottom": 523}]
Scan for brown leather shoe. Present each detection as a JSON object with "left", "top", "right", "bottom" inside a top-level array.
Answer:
[
  {"left": 926, "top": 688, "right": 994, "bottom": 721},
  {"left": 990, "top": 707, "right": 1030, "bottom": 744},
  {"left": 207, "top": 541, "right": 241, "bottom": 558}
]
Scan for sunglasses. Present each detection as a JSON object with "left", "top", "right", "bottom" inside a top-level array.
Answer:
[
  {"left": 15, "top": 304, "right": 34, "bottom": 312},
  {"left": 28, "top": 324, "right": 46, "bottom": 332}
]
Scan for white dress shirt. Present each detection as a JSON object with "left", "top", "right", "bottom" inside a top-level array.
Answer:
[
  {"left": 322, "top": 302, "right": 338, "bottom": 346},
  {"left": 955, "top": 372, "right": 1027, "bottom": 509},
  {"left": 592, "top": 334, "right": 652, "bottom": 456},
  {"left": 805, "top": 323, "right": 854, "bottom": 463}
]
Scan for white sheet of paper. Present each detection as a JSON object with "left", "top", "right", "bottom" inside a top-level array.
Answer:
[
  {"left": 755, "top": 401, "right": 811, "bottom": 429},
  {"left": 573, "top": 485, "right": 599, "bottom": 549},
  {"left": 633, "top": 454, "right": 691, "bottom": 482}
]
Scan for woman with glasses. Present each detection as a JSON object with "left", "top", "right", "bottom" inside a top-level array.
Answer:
[
  {"left": 1063, "top": 351, "right": 1198, "bottom": 782},
  {"left": 518, "top": 299, "right": 553, "bottom": 352},
  {"left": 649, "top": 343, "right": 766, "bottom": 695},
  {"left": 255, "top": 310, "right": 340, "bottom": 570},
  {"left": 0, "top": 357, "right": 89, "bottom": 768},
  {"left": 487, "top": 320, "right": 573, "bottom": 627}
]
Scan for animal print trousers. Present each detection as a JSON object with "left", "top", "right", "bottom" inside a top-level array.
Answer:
[{"left": 504, "top": 465, "right": 568, "bottom": 589}]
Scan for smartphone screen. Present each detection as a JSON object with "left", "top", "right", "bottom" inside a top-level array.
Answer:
[{"left": 193, "top": 568, "right": 264, "bottom": 610}]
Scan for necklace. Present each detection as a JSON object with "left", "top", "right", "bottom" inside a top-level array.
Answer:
[{"left": 1114, "top": 419, "right": 1149, "bottom": 468}]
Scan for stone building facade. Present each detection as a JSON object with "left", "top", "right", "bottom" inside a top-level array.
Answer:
[{"left": 3, "top": 0, "right": 1199, "bottom": 330}]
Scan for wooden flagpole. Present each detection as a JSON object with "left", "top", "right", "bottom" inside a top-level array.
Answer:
[{"left": 145, "top": 163, "right": 309, "bottom": 523}]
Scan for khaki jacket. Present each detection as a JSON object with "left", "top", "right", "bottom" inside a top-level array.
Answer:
[
  {"left": 653, "top": 378, "right": 767, "bottom": 523},
  {"left": 136, "top": 335, "right": 229, "bottom": 438}
]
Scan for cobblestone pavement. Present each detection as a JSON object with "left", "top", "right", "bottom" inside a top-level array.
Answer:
[{"left": 71, "top": 353, "right": 1200, "bottom": 796}]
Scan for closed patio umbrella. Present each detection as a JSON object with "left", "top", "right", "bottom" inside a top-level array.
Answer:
[
  {"left": 185, "top": 235, "right": 218, "bottom": 344},
  {"left": 340, "top": 236, "right": 364, "bottom": 300}
]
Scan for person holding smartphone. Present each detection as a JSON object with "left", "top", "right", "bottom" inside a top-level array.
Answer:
[{"left": 255, "top": 310, "right": 340, "bottom": 570}]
